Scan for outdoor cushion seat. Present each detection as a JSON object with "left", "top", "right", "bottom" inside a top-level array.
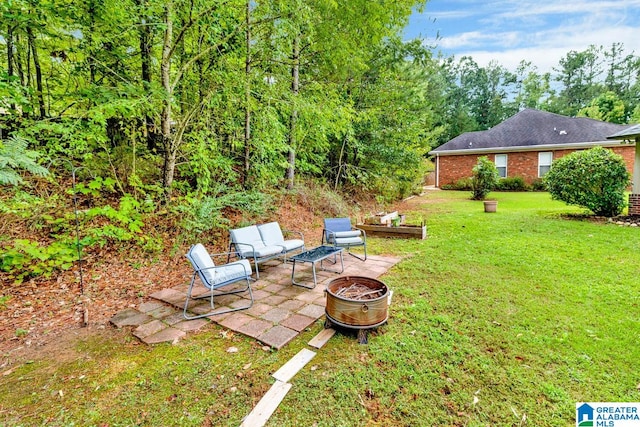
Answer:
[
  {"left": 183, "top": 243, "right": 253, "bottom": 319},
  {"left": 322, "top": 217, "right": 367, "bottom": 261},
  {"left": 258, "top": 221, "right": 305, "bottom": 260},
  {"left": 229, "top": 224, "right": 286, "bottom": 278}
]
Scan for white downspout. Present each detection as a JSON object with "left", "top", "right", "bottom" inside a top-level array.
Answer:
[{"left": 633, "top": 138, "right": 640, "bottom": 193}]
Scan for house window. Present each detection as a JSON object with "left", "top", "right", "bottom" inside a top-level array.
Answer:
[
  {"left": 495, "top": 154, "right": 507, "bottom": 178},
  {"left": 538, "top": 152, "right": 553, "bottom": 177}
]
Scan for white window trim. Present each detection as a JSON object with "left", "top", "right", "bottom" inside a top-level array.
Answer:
[
  {"left": 538, "top": 151, "right": 553, "bottom": 177},
  {"left": 495, "top": 154, "right": 507, "bottom": 178}
]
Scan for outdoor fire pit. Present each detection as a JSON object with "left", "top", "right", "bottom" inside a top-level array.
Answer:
[{"left": 325, "top": 276, "right": 390, "bottom": 344}]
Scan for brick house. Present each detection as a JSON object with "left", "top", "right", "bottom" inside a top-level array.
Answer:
[{"left": 429, "top": 109, "right": 636, "bottom": 188}]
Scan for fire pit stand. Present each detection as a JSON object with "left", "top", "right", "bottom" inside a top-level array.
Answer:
[{"left": 324, "top": 276, "right": 390, "bottom": 344}]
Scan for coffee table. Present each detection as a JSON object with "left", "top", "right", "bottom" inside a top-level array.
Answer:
[{"left": 289, "top": 245, "right": 344, "bottom": 289}]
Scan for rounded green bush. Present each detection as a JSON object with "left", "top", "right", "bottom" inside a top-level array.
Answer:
[
  {"left": 543, "top": 146, "right": 630, "bottom": 217},
  {"left": 471, "top": 156, "right": 500, "bottom": 200}
]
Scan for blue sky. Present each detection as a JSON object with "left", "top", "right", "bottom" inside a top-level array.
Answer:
[{"left": 405, "top": 0, "right": 640, "bottom": 73}]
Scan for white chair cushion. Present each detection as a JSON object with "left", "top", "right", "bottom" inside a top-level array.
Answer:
[
  {"left": 258, "top": 222, "right": 285, "bottom": 245},
  {"left": 213, "top": 259, "right": 251, "bottom": 285},
  {"left": 187, "top": 243, "right": 216, "bottom": 285},
  {"left": 334, "top": 230, "right": 361, "bottom": 238},
  {"left": 230, "top": 225, "right": 267, "bottom": 257},
  {"left": 335, "top": 237, "right": 364, "bottom": 245},
  {"left": 251, "top": 245, "right": 284, "bottom": 257},
  {"left": 281, "top": 239, "right": 304, "bottom": 251}
]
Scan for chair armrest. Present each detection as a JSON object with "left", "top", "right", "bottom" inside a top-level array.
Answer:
[
  {"left": 323, "top": 228, "right": 336, "bottom": 244},
  {"left": 194, "top": 260, "right": 252, "bottom": 280},
  {"left": 230, "top": 242, "right": 261, "bottom": 261},
  {"left": 354, "top": 227, "right": 366, "bottom": 241},
  {"left": 283, "top": 229, "right": 304, "bottom": 241}
]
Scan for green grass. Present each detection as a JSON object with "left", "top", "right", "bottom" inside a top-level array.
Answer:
[{"left": 2, "top": 191, "right": 640, "bottom": 426}]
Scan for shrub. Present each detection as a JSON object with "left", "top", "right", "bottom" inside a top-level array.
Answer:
[
  {"left": 471, "top": 156, "right": 499, "bottom": 200},
  {"left": 543, "top": 146, "right": 630, "bottom": 217},
  {"left": 441, "top": 178, "right": 473, "bottom": 191},
  {"left": 530, "top": 179, "right": 547, "bottom": 192},
  {"left": 495, "top": 176, "right": 529, "bottom": 191}
]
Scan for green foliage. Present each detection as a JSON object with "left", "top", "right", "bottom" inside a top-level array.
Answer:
[
  {"left": 0, "top": 136, "right": 49, "bottom": 185},
  {"left": 577, "top": 91, "right": 626, "bottom": 123},
  {"left": 441, "top": 178, "right": 473, "bottom": 191},
  {"left": 0, "top": 238, "right": 78, "bottom": 282},
  {"left": 495, "top": 176, "right": 528, "bottom": 191},
  {"left": 0, "top": 192, "right": 155, "bottom": 282},
  {"left": 544, "top": 146, "right": 630, "bottom": 216},
  {"left": 470, "top": 156, "right": 499, "bottom": 200},
  {"left": 177, "top": 188, "right": 272, "bottom": 235},
  {"left": 530, "top": 178, "right": 547, "bottom": 191},
  {"left": 73, "top": 176, "right": 117, "bottom": 197},
  {"left": 0, "top": 295, "right": 11, "bottom": 310}
]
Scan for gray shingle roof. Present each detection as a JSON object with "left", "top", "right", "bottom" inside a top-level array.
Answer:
[
  {"left": 431, "top": 109, "right": 631, "bottom": 154},
  {"left": 607, "top": 124, "right": 640, "bottom": 140}
]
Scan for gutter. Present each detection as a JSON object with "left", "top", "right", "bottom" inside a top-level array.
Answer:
[{"left": 428, "top": 140, "right": 635, "bottom": 156}]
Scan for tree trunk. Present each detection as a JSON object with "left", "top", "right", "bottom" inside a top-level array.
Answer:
[
  {"left": 87, "top": 0, "right": 96, "bottom": 85},
  {"left": 27, "top": 26, "right": 46, "bottom": 119},
  {"left": 136, "top": 0, "right": 157, "bottom": 151},
  {"left": 7, "top": 25, "right": 15, "bottom": 113},
  {"left": 243, "top": 0, "right": 252, "bottom": 185},
  {"left": 160, "top": 1, "right": 175, "bottom": 201},
  {"left": 286, "top": 35, "right": 300, "bottom": 190},
  {"left": 7, "top": 25, "right": 14, "bottom": 78}
]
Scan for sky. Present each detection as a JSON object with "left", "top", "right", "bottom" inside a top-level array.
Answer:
[{"left": 405, "top": 0, "right": 640, "bottom": 74}]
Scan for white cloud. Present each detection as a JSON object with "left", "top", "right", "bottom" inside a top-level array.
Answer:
[{"left": 453, "top": 24, "right": 640, "bottom": 73}]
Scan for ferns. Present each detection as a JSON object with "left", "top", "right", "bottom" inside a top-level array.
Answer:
[{"left": 0, "top": 136, "right": 49, "bottom": 185}]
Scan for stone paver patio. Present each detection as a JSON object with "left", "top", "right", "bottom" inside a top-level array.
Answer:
[{"left": 110, "top": 253, "right": 400, "bottom": 349}]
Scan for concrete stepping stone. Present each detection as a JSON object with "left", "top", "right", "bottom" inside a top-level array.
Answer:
[
  {"left": 258, "top": 325, "right": 297, "bottom": 349},
  {"left": 280, "top": 314, "right": 315, "bottom": 332},
  {"left": 142, "top": 327, "right": 186, "bottom": 345},
  {"left": 110, "top": 308, "right": 153, "bottom": 328},
  {"left": 133, "top": 319, "right": 166, "bottom": 340}
]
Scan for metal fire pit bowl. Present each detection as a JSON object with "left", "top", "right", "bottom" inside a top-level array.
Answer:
[{"left": 325, "top": 276, "right": 389, "bottom": 343}]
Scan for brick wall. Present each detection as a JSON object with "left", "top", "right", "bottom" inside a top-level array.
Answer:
[
  {"left": 629, "top": 194, "right": 640, "bottom": 216},
  {"left": 436, "top": 145, "right": 636, "bottom": 187}
]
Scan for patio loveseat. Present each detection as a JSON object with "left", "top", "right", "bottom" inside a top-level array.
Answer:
[{"left": 229, "top": 222, "right": 304, "bottom": 278}]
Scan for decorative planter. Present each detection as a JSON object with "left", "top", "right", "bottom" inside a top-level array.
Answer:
[
  {"left": 484, "top": 200, "right": 498, "bottom": 213},
  {"left": 356, "top": 222, "right": 427, "bottom": 239}
]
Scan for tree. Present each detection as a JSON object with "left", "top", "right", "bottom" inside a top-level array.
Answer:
[
  {"left": 514, "top": 61, "right": 553, "bottom": 110},
  {"left": 577, "top": 91, "right": 626, "bottom": 124},
  {"left": 544, "top": 147, "right": 630, "bottom": 217},
  {"left": 552, "top": 46, "right": 603, "bottom": 116},
  {"left": 470, "top": 156, "right": 499, "bottom": 200}
]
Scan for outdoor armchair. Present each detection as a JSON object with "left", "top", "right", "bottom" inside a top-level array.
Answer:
[
  {"left": 183, "top": 243, "right": 254, "bottom": 319},
  {"left": 322, "top": 217, "right": 367, "bottom": 261}
]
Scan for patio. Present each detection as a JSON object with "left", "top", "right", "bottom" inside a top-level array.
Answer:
[{"left": 110, "top": 253, "right": 401, "bottom": 349}]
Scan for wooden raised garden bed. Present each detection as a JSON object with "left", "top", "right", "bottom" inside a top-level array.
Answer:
[{"left": 357, "top": 212, "right": 426, "bottom": 239}]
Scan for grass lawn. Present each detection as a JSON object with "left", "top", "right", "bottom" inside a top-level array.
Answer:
[{"left": 2, "top": 191, "right": 639, "bottom": 426}]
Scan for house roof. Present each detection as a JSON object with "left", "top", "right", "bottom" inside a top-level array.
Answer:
[
  {"left": 607, "top": 124, "right": 640, "bottom": 140},
  {"left": 430, "top": 109, "right": 632, "bottom": 155}
]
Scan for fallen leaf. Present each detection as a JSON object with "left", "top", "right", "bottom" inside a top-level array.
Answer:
[
  {"left": 226, "top": 346, "right": 238, "bottom": 353},
  {"left": 243, "top": 363, "right": 252, "bottom": 370}
]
